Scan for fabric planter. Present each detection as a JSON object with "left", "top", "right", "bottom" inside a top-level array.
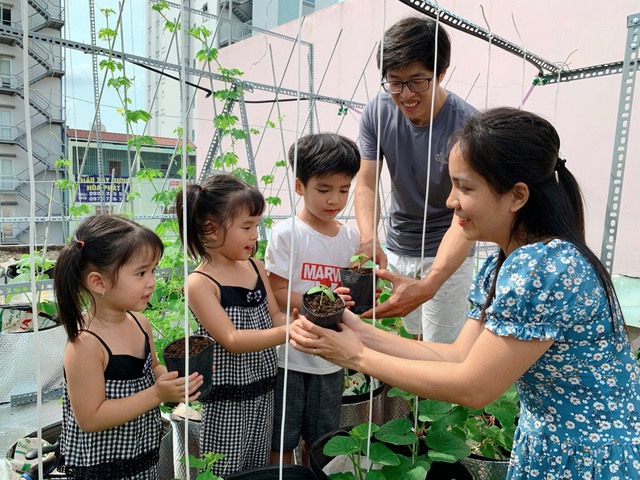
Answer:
[
  {"left": 339, "top": 267, "right": 375, "bottom": 315},
  {"left": 460, "top": 454, "right": 510, "bottom": 480},
  {"left": 163, "top": 335, "right": 215, "bottom": 398},
  {"left": 300, "top": 292, "right": 345, "bottom": 330}
]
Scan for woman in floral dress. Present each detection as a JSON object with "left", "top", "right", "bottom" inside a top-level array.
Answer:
[{"left": 289, "top": 107, "right": 640, "bottom": 479}]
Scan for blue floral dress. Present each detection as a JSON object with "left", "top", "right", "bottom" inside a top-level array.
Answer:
[{"left": 468, "top": 239, "right": 640, "bottom": 479}]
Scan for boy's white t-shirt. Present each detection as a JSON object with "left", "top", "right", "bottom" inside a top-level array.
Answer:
[{"left": 265, "top": 216, "right": 360, "bottom": 374}]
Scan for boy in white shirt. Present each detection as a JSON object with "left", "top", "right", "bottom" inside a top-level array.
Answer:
[{"left": 266, "top": 133, "right": 360, "bottom": 466}]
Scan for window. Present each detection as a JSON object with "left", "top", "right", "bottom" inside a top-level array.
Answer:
[
  {"left": 108, "top": 160, "right": 121, "bottom": 177},
  {"left": 0, "top": 158, "right": 12, "bottom": 189},
  {"left": 0, "top": 109, "right": 11, "bottom": 140},
  {"left": 202, "top": 3, "right": 208, "bottom": 13},
  {"left": 1, "top": 7, "right": 10, "bottom": 27},
  {"left": 0, "top": 59, "right": 10, "bottom": 87},
  {"left": 1, "top": 206, "right": 14, "bottom": 240}
]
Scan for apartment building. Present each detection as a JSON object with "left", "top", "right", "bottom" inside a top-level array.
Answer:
[{"left": 0, "top": 0, "right": 65, "bottom": 245}]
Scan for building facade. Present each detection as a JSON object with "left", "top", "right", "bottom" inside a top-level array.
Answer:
[
  {"left": 66, "top": 128, "right": 196, "bottom": 233},
  {"left": 0, "top": 0, "right": 65, "bottom": 245}
]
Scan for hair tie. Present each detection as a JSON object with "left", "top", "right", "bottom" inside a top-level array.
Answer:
[
  {"left": 555, "top": 158, "right": 567, "bottom": 171},
  {"left": 200, "top": 186, "right": 204, "bottom": 192},
  {"left": 77, "top": 239, "right": 84, "bottom": 248}
]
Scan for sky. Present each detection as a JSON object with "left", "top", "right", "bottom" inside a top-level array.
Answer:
[{"left": 63, "top": 1, "right": 147, "bottom": 134}]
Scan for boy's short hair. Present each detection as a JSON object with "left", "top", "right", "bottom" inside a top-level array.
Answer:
[
  {"left": 288, "top": 133, "right": 360, "bottom": 185},
  {"left": 377, "top": 16, "right": 451, "bottom": 79}
]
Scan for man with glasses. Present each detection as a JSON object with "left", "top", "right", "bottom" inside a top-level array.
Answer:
[{"left": 354, "top": 16, "right": 477, "bottom": 343}]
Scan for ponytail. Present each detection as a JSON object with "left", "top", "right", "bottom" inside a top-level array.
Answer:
[
  {"left": 175, "top": 174, "right": 265, "bottom": 262},
  {"left": 54, "top": 240, "right": 87, "bottom": 341},
  {"left": 176, "top": 184, "right": 211, "bottom": 261}
]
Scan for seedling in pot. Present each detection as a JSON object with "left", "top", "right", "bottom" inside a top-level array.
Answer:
[
  {"left": 302, "top": 283, "right": 345, "bottom": 330},
  {"left": 306, "top": 283, "right": 336, "bottom": 305},
  {"left": 350, "top": 253, "right": 375, "bottom": 272}
]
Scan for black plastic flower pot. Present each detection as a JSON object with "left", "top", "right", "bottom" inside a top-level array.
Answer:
[
  {"left": 301, "top": 291, "right": 345, "bottom": 331},
  {"left": 225, "top": 464, "right": 316, "bottom": 479},
  {"left": 162, "top": 335, "right": 214, "bottom": 398},
  {"left": 340, "top": 267, "right": 375, "bottom": 314}
]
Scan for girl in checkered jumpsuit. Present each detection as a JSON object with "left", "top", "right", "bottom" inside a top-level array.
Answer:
[
  {"left": 54, "top": 215, "right": 203, "bottom": 480},
  {"left": 176, "top": 175, "right": 288, "bottom": 477}
]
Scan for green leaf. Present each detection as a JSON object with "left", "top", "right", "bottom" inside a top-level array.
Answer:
[
  {"left": 55, "top": 157, "right": 72, "bottom": 169},
  {"left": 327, "top": 473, "right": 356, "bottom": 480},
  {"left": 364, "top": 471, "right": 386, "bottom": 480},
  {"left": 368, "top": 442, "right": 400, "bottom": 466},
  {"left": 195, "top": 472, "right": 218, "bottom": 480},
  {"left": 351, "top": 422, "right": 379, "bottom": 441},
  {"left": 179, "top": 455, "right": 207, "bottom": 468},
  {"left": 38, "top": 300, "right": 58, "bottom": 318},
  {"left": 69, "top": 204, "right": 92, "bottom": 217},
  {"left": 230, "top": 128, "right": 247, "bottom": 141},
  {"left": 136, "top": 168, "right": 163, "bottom": 182},
  {"left": 98, "top": 27, "right": 117, "bottom": 40},
  {"left": 323, "top": 435, "right": 360, "bottom": 457},
  {"left": 424, "top": 428, "right": 470, "bottom": 462},
  {"left": 127, "top": 191, "right": 141, "bottom": 201},
  {"left": 152, "top": 2, "right": 169, "bottom": 13},
  {"left": 230, "top": 167, "right": 256, "bottom": 186},
  {"left": 306, "top": 284, "right": 336, "bottom": 302},
  {"left": 222, "top": 151, "right": 239, "bottom": 167},
  {"left": 56, "top": 179, "right": 77, "bottom": 191},
  {"left": 265, "top": 196, "right": 281, "bottom": 207},
  {"left": 275, "top": 159, "right": 287, "bottom": 167},
  {"left": 123, "top": 109, "right": 153, "bottom": 124},
  {"left": 417, "top": 399, "right": 454, "bottom": 423},
  {"left": 375, "top": 418, "right": 417, "bottom": 447}
]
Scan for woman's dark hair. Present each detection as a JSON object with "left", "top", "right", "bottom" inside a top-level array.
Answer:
[
  {"left": 175, "top": 173, "right": 265, "bottom": 262},
  {"left": 451, "top": 107, "right": 622, "bottom": 330},
  {"left": 378, "top": 16, "right": 451, "bottom": 79},
  {"left": 54, "top": 215, "right": 164, "bottom": 341},
  {"left": 289, "top": 133, "right": 361, "bottom": 186}
]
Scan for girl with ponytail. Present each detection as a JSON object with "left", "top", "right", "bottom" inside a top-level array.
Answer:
[
  {"left": 54, "top": 215, "right": 202, "bottom": 479},
  {"left": 176, "top": 174, "right": 287, "bottom": 477}
]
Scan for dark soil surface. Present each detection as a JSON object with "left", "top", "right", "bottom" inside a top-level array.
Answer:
[
  {"left": 347, "top": 266, "right": 374, "bottom": 275},
  {"left": 303, "top": 291, "right": 345, "bottom": 316},
  {"left": 164, "top": 336, "right": 213, "bottom": 358}
]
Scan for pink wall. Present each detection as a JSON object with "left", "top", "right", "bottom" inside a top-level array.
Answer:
[{"left": 196, "top": 0, "right": 640, "bottom": 276}]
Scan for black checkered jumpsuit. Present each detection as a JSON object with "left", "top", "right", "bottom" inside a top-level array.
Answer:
[
  {"left": 192, "top": 259, "right": 278, "bottom": 478},
  {"left": 59, "top": 312, "right": 162, "bottom": 479}
]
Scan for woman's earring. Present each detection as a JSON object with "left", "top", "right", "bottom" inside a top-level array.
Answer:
[{"left": 102, "top": 291, "right": 105, "bottom": 299}]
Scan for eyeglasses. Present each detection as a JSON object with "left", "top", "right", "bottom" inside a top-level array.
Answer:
[{"left": 381, "top": 77, "right": 434, "bottom": 94}]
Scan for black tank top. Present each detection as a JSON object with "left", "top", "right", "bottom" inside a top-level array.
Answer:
[{"left": 82, "top": 311, "right": 150, "bottom": 380}]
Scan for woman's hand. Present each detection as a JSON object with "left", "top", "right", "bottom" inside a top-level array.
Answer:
[
  {"left": 289, "top": 313, "right": 366, "bottom": 371},
  {"left": 360, "top": 269, "right": 433, "bottom": 319}
]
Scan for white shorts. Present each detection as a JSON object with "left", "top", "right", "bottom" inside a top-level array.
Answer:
[{"left": 386, "top": 251, "right": 475, "bottom": 343}]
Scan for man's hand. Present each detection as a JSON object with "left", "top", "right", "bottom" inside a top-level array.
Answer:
[
  {"left": 354, "top": 240, "right": 388, "bottom": 270},
  {"left": 360, "top": 269, "right": 436, "bottom": 319}
]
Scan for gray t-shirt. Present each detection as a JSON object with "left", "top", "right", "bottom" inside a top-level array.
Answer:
[{"left": 359, "top": 91, "right": 477, "bottom": 257}]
